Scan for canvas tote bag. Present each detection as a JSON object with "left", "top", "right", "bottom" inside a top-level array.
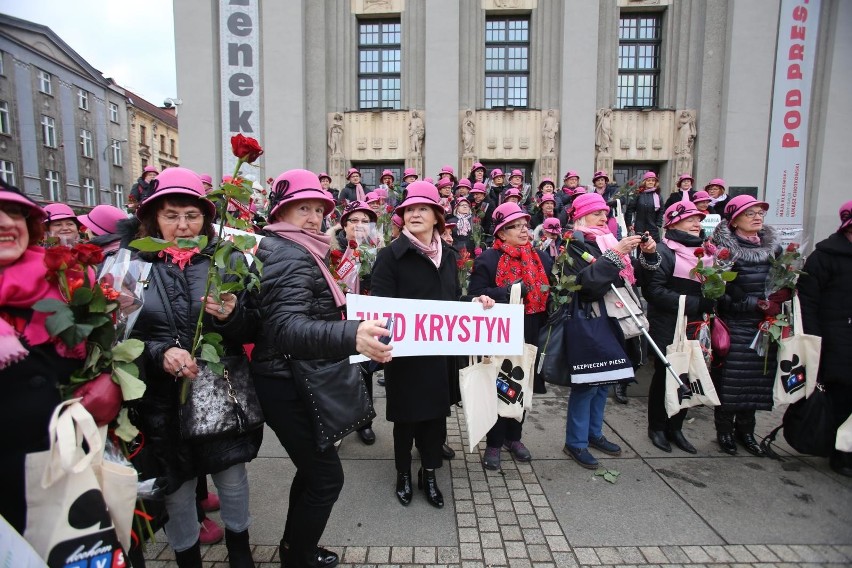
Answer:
[
  {"left": 773, "top": 295, "right": 820, "bottom": 406},
  {"left": 496, "top": 284, "right": 537, "bottom": 420},
  {"left": 459, "top": 356, "right": 500, "bottom": 452}
]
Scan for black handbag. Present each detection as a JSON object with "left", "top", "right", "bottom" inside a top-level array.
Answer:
[
  {"left": 761, "top": 382, "right": 836, "bottom": 459},
  {"left": 537, "top": 305, "right": 571, "bottom": 386},
  {"left": 564, "top": 297, "right": 634, "bottom": 387},
  {"left": 289, "top": 357, "right": 376, "bottom": 452}
]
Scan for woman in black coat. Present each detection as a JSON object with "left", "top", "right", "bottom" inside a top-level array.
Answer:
[
  {"left": 252, "top": 170, "right": 391, "bottom": 568},
  {"left": 797, "top": 200, "right": 852, "bottom": 477},
  {"left": 643, "top": 201, "right": 717, "bottom": 454},
  {"left": 626, "top": 171, "right": 664, "bottom": 241},
  {"left": 371, "top": 181, "right": 494, "bottom": 509},
  {"left": 710, "top": 195, "right": 785, "bottom": 457}
]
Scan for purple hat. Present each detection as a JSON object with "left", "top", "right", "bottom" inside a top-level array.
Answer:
[
  {"left": 318, "top": 172, "right": 332, "bottom": 182},
  {"left": 457, "top": 178, "right": 472, "bottom": 190},
  {"left": 391, "top": 213, "right": 404, "bottom": 228},
  {"left": 563, "top": 170, "right": 579, "bottom": 180},
  {"left": 142, "top": 166, "right": 159, "bottom": 174},
  {"left": 44, "top": 203, "right": 77, "bottom": 223},
  {"left": 403, "top": 168, "right": 418, "bottom": 179},
  {"left": 503, "top": 188, "right": 521, "bottom": 200},
  {"left": 365, "top": 191, "right": 381, "bottom": 204},
  {"left": 570, "top": 193, "right": 610, "bottom": 221},
  {"left": 705, "top": 178, "right": 726, "bottom": 190},
  {"left": 137, "top": 167, "right": 216, "bottom": 219},
  {"left": 839, "top": 200, "right": 852, "bottom": 232},
  {"left": 592, "top": 170, "right": 609, "bottom": 183},
  {"left": 642, "top": 171, "right": 658, "bottom": 181},
  {"left": 380, "top": 169, "right": 395, "bottom": 182},
  {"left": 436, "top": 178, "right": 454, "bottom": 191},
  {"left": 470, "top": 162, "right": 485, "bottom": 173},
  {"left": 492, "top": 202, "right": 530, "bottom": 235},
  {"left": 77, "top": 205, "right": 127, "bottom": 236},
  {"left": 490, "top": 168, "right": 504, "bottom": 180},
  {"left": 663, "top": 201, "right": 706, "bottom": 228},
  {"left": 268, "top": 169, "right": 336, "bottom": 219},
  {"left": 0, "top": 179, "right": 45, "bottom": 221},
  {"left": 723, "top": 194, "right": 768, "bottom": 223},
  {"left": 470, "top": 182, "right": 487, "bottom": 194},
  {"left": 199, "top": 174, "right": 213, "bottom": 186},
  {"left": 346, "top": 168, "right": 360, "bottom": 179},
  {"left": 538, "top": 177, "right": 555, "bottom": 190},
  {"left": 395, "top": 181, "right": 446, "bottom": 233},
  {"left": 540, "top": 194, "right": 556, "bottom": 206},
  {"left": 509, "top": 169, "right": 523, "bottom": 179},
  {"left": 542, "top": 217, "right": 562, "bottom": 234},
  {"left": 676, "top": 173, "right": 694, "bottom": 187},
  {"left": 692, "top": 190, "right": 711, "bottom": 203},
  {"left": 341, "top": 200, "right": 378, "bottom": 226},
  {"left": 423, "top": 177, "right": 435, "bottom": 184}
]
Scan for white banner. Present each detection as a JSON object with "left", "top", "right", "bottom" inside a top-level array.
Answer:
[
  {"left": 764, "top": 0, "right": 820, "bottom": 239},
  {"left": 347, "top": 294, "right": 525, "bottom": 363}
]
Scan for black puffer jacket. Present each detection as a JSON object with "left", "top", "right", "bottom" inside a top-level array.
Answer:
[
  {"left": 626, "top": 191, "right": 664, "bottom": 241},
  {"left": 131, "top": 242, "right": 261, "bottom": 494},
  {"left": 340, "top": 182, "right": 362, "bottom": 204},
  {"left": 250, "top": 234, "right": 360, "bottom": 391},
  {"left": 663, "top": 189, "right": 696, "bottom": 211},
  {"left": 710, "top": 223, "right": 780, "bottom": 410},
  {"left": 797, "top": 232, "right": 852, "bottom": 385}
]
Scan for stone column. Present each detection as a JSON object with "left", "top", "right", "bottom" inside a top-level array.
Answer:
[{"left": 424, "top": 0, "right": 460, "bottom": 177}]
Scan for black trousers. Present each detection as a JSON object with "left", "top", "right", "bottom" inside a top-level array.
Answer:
[
  {"left": 713, "top": 406, "right": 757, "bottom": 435},
  {"left": 358, "top": 364, "right": 374, "bottom": 430},
  {"left": 486, "top": 415, "right": 524, "bottom": 448},
  {"left": 647, "top": 354, "right": 687, "bottom": 432},
  {"left": 254, "top": 376, "right": 344, "bottom": 568},
  {"left": 393, "top": 417, "right": 444, "bottom": 471}
]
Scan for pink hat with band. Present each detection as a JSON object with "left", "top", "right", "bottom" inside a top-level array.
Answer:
[
  {"left": 570, "top": 193, "right": 610, "bottom": 221},
  {"left": 724, "top": 194, "right": 768, "bottom": 223},
  {"left": 705, "top": 178, "right": 726, "bottom": 190},
  {"left": 391, "top": 213, "right": 404, "bottom": 228},
  {"left": 395, "top": 181, "right": 446, "bottom": 233},
  {"left": 436, "top": 178, "right": 454, "bottom": 190},
  {"left": 318, "top": 172, "right": 332, "bottom": 182},
  {"left": 365, "top": 191, "right": 380, "bottom": 203},
  {"left": 503, "top": 188, "right": 521, "bottom": 200},
  {"left": 542, "top": 217, "right": 562, "bottom": 234},
  {"left": 492, "top": 202, "right": 530, "bottom": 235},
  {"left": 346, "top": 168, "right": 360, "bottom": 179},
  {"left": 457, "top": 179, "right": 472, "bottom": 189},
  {"left": 470, "top": 162, "right": 485, "bottom": 173},
  {"left": 200, "top": 174, "right": 213, "bottom": 186},
  {"left": 663, "top": 201, "right": 706, "bottom": 228},
  {"left": 143, "top": 166, "right": 159, "bottom": 174},
  {"left": 374, "top": 188, "right": 388, "bottom": 199},
  {"left": 592, "top": 171, "right": 609, "bottom": 183},
  {"left": 642, "top": 171, "right": 658, "bottom": 181},
  {"left": 455, "top": 195, "right": 471, "bottom": 207},
  {"left": 77, "top": 205, "right": 127, "bottom": 236},
  {"left": 381, "top": 169, "right": 395, "bottom": 181},
  {"left": 138, "top": 167, "right": 216, "bottom": 218},
  {"left": 0, "top": 179, "right": 45, "bottom": 220},
  {"left": 44, "top": 203, "right": 77, "bottom": 223},
  {"left": 439, "top": 166, "right": 456, "bottom": 178},
  {"left": 509, "top": 169, "right": 523, "bottom": 179},
  {"left": 423, "top": 177, "right": 434, "bottom": 184},
  {"left": 676, "top": 173, "right": 694, "bottom": 187},
  {"left": 341, "top": 200, "right": 378, "bottom": 226},
  {"left": 538, "top": 177, "right": 555, "bottom": 190},
  {"left": 563, "top": 170, "right": 579, "bottom": 180},
  {"left": 403, "top": 168, "right": 418, "bottom": 179},
  {"left": 540, "top": 194, "right": 556, "bottom": 206},
  {"left": 692, "top": 190, "right": 711, "bottom": 203},
  {"left": 470, "top": 182, "right": 487, "bottom": 194},
  {"left": 268, "top": 169, "right": 336, "bottom": 218},
  {"left": 490, "top": 169, "right": 504, "bottom": 179},
  {"left": 838, "top": 200, "right": 852, "bottom": 232}
]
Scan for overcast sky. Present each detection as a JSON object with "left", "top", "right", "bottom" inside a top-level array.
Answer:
[{"left": 0, "top": 0, "right": 177, "bottom": 105}]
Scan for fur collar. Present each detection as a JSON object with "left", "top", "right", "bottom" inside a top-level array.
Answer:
[{"left": 712, "top": 222, "right": 779, "bottom": 264}]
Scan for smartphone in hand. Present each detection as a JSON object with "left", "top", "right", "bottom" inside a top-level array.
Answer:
[{"left": 368, "top": 317, "right": 393, "bottom": 373}]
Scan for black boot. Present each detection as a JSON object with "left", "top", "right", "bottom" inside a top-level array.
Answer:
[
  {"left": 441, "top": 443, "right": 455, "bottom": 459},
  {"left": 418, "top": 468, "right": 444, "bottom": 508},
  {"left": 717, "top": 432, "right": 737, "bottom": 455},
  {"left": 648, "top": 428, "right": 671, "bottom": 452},
  {"left": 225, "top": 528, "right": 255, "bottom": 568},
  {"left": 735, "top": 431, "right": 765, "bottom": 457},
  {"left": 174, "top": 541, "right": 202, "bottom": 568},
  {"left": 614, "top": 383, "right": 628, "bottom": 404},
  {"left": 830, "top": 451, "right": 852, "bottom": 477},
  {"left": 667, "top": 430, "right": 697, "bottom": 454},
  {"left": 396, "top": 470, "right": 413, "bottom": 505}
]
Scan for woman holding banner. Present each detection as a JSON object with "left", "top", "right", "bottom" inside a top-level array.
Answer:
[
  {"left": 371, "top": 180, "right": 494, "bottom": 509},
  {"left": 469, "top": 202, "right": 552, "bottom": 471}
]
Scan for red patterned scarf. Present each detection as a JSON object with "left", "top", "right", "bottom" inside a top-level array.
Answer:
[{"left": 493, "top": 239, "right": 549, "bottom": 314}]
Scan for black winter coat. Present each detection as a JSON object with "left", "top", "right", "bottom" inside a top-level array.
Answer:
[
  {"left": 370, "top": 235, "right": 461, "bottom": 422},
  {"left": 710, "top": 223, "right": 780, "bottom": 410},
  {"left": 131, "top": 244, "right": 261, "bottom": 493},
  {"left": 340, "top": 182, "right": 363, "bottom": 203},
  {"left": 663, "top": 189, "right": 696, "bottom": 211},
  {"left": 708, "top": 195, "right": 730, "bottom": 217},
  {"left": 129, "top": 178, "right": 154, "bottom": 205},
  {"left": 797, "top": 232, "right": 852, "bottom": 385},
  {"left": 626, "top": 191, "right": 664, "bottom": 241}
]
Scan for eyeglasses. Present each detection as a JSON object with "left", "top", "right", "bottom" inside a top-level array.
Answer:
[
  {"left": 0, "top": 203, "right": 30, "bottom": 220},
  {"left": 346, "top": 217, "right": 371, "bottom": 225},
  {"left": 504, "top": 223, "right": 529, "bottom": 231},
  {"left": 158, "top": 212, "right": 204, "bottom": 224},
  {"left": 742, "top": 209, "right": 767, "bottom": 219}
]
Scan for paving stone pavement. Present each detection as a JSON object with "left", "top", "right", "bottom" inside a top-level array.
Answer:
[{"left": 143, "top": 370, "right": 852, "bottom": 567}]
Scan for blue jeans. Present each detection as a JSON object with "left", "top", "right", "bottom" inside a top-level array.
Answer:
[
  {"left": 163, "top": 463, "right": 251, "bottom": 552},
  {"left": 565, "top": 385, "right": 609, "bottom": 448}
]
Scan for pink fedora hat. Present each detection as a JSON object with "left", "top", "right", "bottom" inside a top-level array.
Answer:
[
  {"left": 540, "top": 194, "right": 556, "bottom": 206},
  {"left": 563, "top": 170, "right": 579, "bottom": 180},
  {"left": 538, "top": 177, "right": 555, "bottom": 190},
  {"left": 137, "top": 167, "right": 215, "bottom": 218},
  {"left": 503, "top": 188, "right": 521, "bottom": 200},
  {"left": 839, "top": 200, "right": 852, "bottom": 232},
  {"left": 142, "top": 165, "right": 159, "bottom": 174},
  {"left": 199, "top": 174, "right": 213, "bottom": 186},
  {"left": 570, "top": 192, "right": 610, "bottom": 221},
  {"left": 723, "top": 194, "right": 768, "bottom": 223},
  {"left": 395, "top": 180, "right": 446, "bottom": 232},
  {"left": 490, "top": 168, "right": 504, "bottom": 180},
  {"left": 663, "top": 200, "right": 706, "bottom": 228},
  {"left": 391, "top": 213, "right": 404, "bottom": 228},
  {"left": 470, "top": 182, "right": 487, "bottom": 195},
  {"left": 705, "top": 178, "right": 726, "bottom": 190},
  {"left": 318, "top": 172, "right": 332, "bottom": 182},
  {"left": 403, "top": 168, "right": 418, "bottom": 179},
  {"left": 380, "top": 169, "right": 395, "bottom": 182},
  {"left": 676, "top": 173, "right": 694, "bottom": 187},
  {"left": 268, "top": 169, "right": 336, "bottom": 218},
  {"left": 78, "top": 205, "right": 128, "bottom": 236},
  {"left": 470, "top": 162, "right": 485, "bottom": 174},
  {"left": 341, "top": 200, "right": 378, "bottom": 225},
  {"left": 457, "top": 178, "right": 472, "bottom": 190},
  {"left": 642, "top": 171, "right": 658, "bottom": 181},
  {"left": 365, "top": 191, "right": 381, "bottom": 203},
  {"left": 0, "top": 179, "right": 45, "bottom": 220},
  {"left": 692, "top": 190, "right": 711, "bottom": 203},
  {"left": 542, "top": 217, "right": 562, "bottom": 234},
  {"left": 346, "top": 168, "right": 360, "bottom": 179},
  {"left": 43, "top": 203, "right": 77, "bottom": 223},
  {"left": 436, "top": 178, "right": 454, "bottom": 191},
  {"left": 492, "top": 202, "right": 530, "bottom": 235},
  {"left": 592, "top": 170, "right": 609, "bottom": 183}
]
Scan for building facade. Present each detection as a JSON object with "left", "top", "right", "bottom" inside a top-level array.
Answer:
[
  {"left": 174, "top": 0, "right": 851, "bottom": 245},
  {"left": 125, "top": 89, "right": 180, "bottom": 182}
]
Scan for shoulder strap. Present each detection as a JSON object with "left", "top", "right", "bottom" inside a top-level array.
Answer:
[{"left": 151, "top": 264, "right": 182, "bottom": 348}]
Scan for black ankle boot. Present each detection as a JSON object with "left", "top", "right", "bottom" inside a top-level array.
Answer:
[
  {"left": 280, "top": 540, "right": 339, "bottom": 568},
  {"left": 418, "top": 468, "right": 444, "bottom": 508},
  {"left": 736, "top": 431, "right": 765, "bottom": 457},
  {"left": 225, "top": 528, "right": 255, "bottom": 568},
  {"left": 396, "top": 470, "right": 413, "bottom": 505},
  {"left": 174, "top": 540, "right": 202, "bottom": 568},
  {"left": 614, "top": 383, "right": 628, "bottom": 404}
]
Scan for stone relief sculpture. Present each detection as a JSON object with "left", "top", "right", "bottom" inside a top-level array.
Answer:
[
  {"left": 595, "top": 108, "right": 613, "bottom": 154},
  {"left": 542, "top": 109, "right": 559, "bottom": 155},
  {"left": 364, "top": 0, "right": 391, "bottom": 12},
  {"left": 328, "top": 113, "right": 344, "bottom": 156},
  {"left": 409, "top": 110, "right": 425, "bottom": 155},
  {"left": 461, "top": 110, "right": 476, "bottom": 155},
  {"left": 675, "top": 109, "right": 697, "bottom": 177}
]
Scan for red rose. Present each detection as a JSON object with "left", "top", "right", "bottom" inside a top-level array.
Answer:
[
  {"left": 627, "top": 180, "right": 635, "bottom": 187},
  {"left": 348, "top": 239, "right": 358, "bottom": 249},
  {"left": 99, "top": 282, "right": 121, "bottom": 301},
  {"left": 472, "top": 216, "right": 481, "bottom": 224},
  {"left": 786, "top": 242, "right": 799, "bottom": 253},
  {"left": 74, "top": 243, "right": 104, "bottom": 266},
  {"left": 386, "top": 205, "right": 394, "bottom": 213},
  {"left": 694, "top": 247, "right": 705, "bottom": 258},
  {"left": 474, "top": 247, "right": 482, "bottom": 257},
  {"left": 717, "top": 248, "right": 731, "bottom": 260},
  {"left": 44, "top": 246, "right": 77, "bottom": 272},
  {"left": 230, "top": 134, "right": 264, "bottom": 163},
  {"left": 563, "top": 230, "right": 574, "bottom": 240}
]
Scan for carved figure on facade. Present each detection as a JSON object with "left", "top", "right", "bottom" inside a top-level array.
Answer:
[
  {"left": 674, "top": 109, "right": 697, "bottom": 178},
  {"left": 542, "top": 109, "right": 559, "bottom": 156},
  {"left": 595, "top": 108, "right": 613, "bottom": 154},
  {"left": 461, "top": 110, "right": 476, "bottom": 155},
  {"left": 409, "top": 110, "right": 425, "bottom": 155},
  {"left": 328, "top": 113, "right": 344, "bottom": 156}
]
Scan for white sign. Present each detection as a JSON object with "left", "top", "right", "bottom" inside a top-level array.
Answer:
[
  {"left": 764, "top": 0, "right": 821, "bottom": 238},
  {"left": 701, "top": 213, "right": 721, "bottom": 236},
  {"left": 220, "top": 0, "right": 261, "bottom": 175},
  {"left": 346, "top": 294, "right": 525, "bottom": 363}
]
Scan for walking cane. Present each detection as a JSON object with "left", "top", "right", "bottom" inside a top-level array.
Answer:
[{"left": 608, "top": 284, "right": 692, "bottom": 398}]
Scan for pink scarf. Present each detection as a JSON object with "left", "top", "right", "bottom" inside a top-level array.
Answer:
[
  {"left": 355, "top": 183, "right": 366, "bottom": 202},
  {"left": 735, "top": 229, "right": 761, "bottom": 245},
  {"left": 402, "top": 228, "right": 442, "bottom": 268},
  {"left": 641, "top": 186, "right": 661, "bottom": 210},
  {"left": 265, "top": 221, "right": 347, "bottom": 308},
  {"left": 664, "top": 238, "right": 712, "bottom": 281},
  {"left": 575, "top": 225, "right": 636, "bottom": 284}
]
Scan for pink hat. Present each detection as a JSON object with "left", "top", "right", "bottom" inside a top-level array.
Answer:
[
  {"left": 380, "top": 169, "right": 395, "bottom": 182},
  {"left": 563, "top": 186, "right": 587, "bottom": 197},
  {"left": 692, "top": 190, "right": 711, "bottom": 203},
  {"left": 490, "top": 168, "right": 504, "bottom": 179},
  {"left": 509, "top": 169, "right": 523, "bottom": 179},
  {"left": 538, "top": 177, "right": 555, "bottom": 190},
  {"left": 77, "top": 205, "right": 127, "bottom": 236},
  {"left": 439, "top": 166, "right": 456, "bottom": 177},
  {"left": 365, "top": 191, "right": 380, "bottom": 203},
  {"left": 0, "top": 179, "right": 45, "bottom": 220},
  {"left": 455, "top": 195, "right": 471, "bottom": 207},
  {"left": 723, "top": 194, "right": 768, "bottom": 223},
  {"left": 44, "top": 203, "right": 77, "bottom": 223},
  {"left": 570, "top": 192, "right": 610, "bottom": 221},
  {"left": 318, "top": 172, "right": 332, "bottom": 182},
  {"left": 436, "top": 178, "right": 454, "bottom": 191},
  {"left": 391, "top": 213, "right": 404, "bottom": 228},
  {"left": 592, "top": 171, "right": 609, "bottom": 183},
  {"left": 705, "top": 178, "right": 726, "bottom": 190},
  {"left": 142, "top": 166, "right": 159, "bottom": 174},
  {"left": 540, "top": 194, "right": 556, "bottom": 206},
  {"left": 199, "top": 174, "right": 213, "bottom": 186},
  {"left": 676, "top": 173, "right": 694, "bottom": 187},
  {"left": 346, "top": 168, "right": 360, "bottom": 179},
  {"left": 470, "top": 162, "right": 485, "bottom": 173},
  {"left": 374, "top": 188, "right": 388, "bottom": 199},
  {"left": 403, "top": 168, "right": 418, "bottom": 179},
  {"left": 503, "top": 188, "right": 521, "bottom": 200},
  {"left": 395, "top": 181, "right": 445, "bottom": 232},
  {"left": 839, "top": 200, "right": 852, "bottom": 232},
  {"left": 341, "top": 200, "right": 378, "bottom": 226},
  {"left": 663, "top": 201, "right": 707, "bottom": 228},
  {"left": 457, "top": 179, "right": 472, "bottom": 189},
  {"left": 423, "top": 177, "right": 435, "bottom": 184},
  {"left": 268, "top": 169, "right": 336, "bottom": 219},
  {"left": 445, "top": 216, "right": 458, "bottom": 229},
  {"left": 563, "top": 170, "right": 579, "bottom": 180},
  {"left": 470, "top": 182, "right": 487, "bottom": 194},
  {"left": 492, "top": 202, "right": 530, "bottom": 235},
  {"left": 642, "top": 171, "right": 658, "bottom": 181},
  {"left": 138, "top": 167, "right": 216, "bottom": 218},
  {"left": 542, "top": 217, "right": 562, "bottom": 234}
]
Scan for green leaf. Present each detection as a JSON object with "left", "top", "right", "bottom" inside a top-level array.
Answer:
[
  {"left": 113, "top": 362, "right": 146, "bottom": 400},
  {"left": 84, "top": 344, "right": 103, "bottom": 371},
  {"left": 88, "top": 285, "right": 107, "bottom": 313},
  {"left": 219, "top": 281, "right": 244, "bottom": 293},
  {"left": 176, "top": 236, "right": 207, "bottom": 250},
  {"left": 199, "top": 342, "right": 220, "bottom": 363},
  {"left": 114, "top": 408, "right": 139, "bottom": 442},
  {"left": 214, "top": 241, "right": 235, "bottom": 269},
  {"left": 33, "top": 298, "right": 68, "bottom": 313},
  {"left": 129, "top": 237, "right": 172, "bottom": 252},
  {"left": 205, "top": 360, "right": 225, "bottom": 375},
  {"left": 112, "top": 339, "right": 145, "bottom": 363},
  {"left": 721, "top": 271, "right": 738, "bottom": 282},
  {"left": 69, "top": 286, "right": 93, "bottom": 306},
  {"left": 45, "top": 310, "right": 75, "bottom": 337},
  {"left": 540, "top": 284, "right": 550, "bottom": 292},
  {"left": 232, "top": 234, "right": 258, "bottom": 252}
]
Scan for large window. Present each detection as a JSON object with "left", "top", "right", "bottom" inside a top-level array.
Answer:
[
  {"left": 80, "top": 129, "right": 93, "bottom": 158},
  {"left": 109, "top": 102, "right": 119, "bottom": 123},
  {"left": 46, "top": 170, "right": 61, "bottom": 201},
  {"left": 83, "top": 177, "right": 97, "bottom": 206},
  {"left": 111, "top": 139, "right": 123, "bottom": 166},
  {"left": 358, "top": 20, "right": 401, "bottom": 110},
  {"left": 41, "top": 115, "right": 57, "bottom": 147},
  {"left": 484, "top": 17, "right": 529, "bottom": 109},
  {"left": 78, "top": 88, "right": 89, "bottom": 111},
  {"left": 114, "top": 184, "right": 125, "bottom": 208},
  {"left": 0, "top": 160, "right": 15, "bottom": 185},
  {"left": 0, "top": 101, "right": 9, "bottom": 135},
  {"left": 37, "top": 69, "right": 52, "bottom": 95},
  {"left": 617, "top": 13, "right": 662, "bottom": 109}
]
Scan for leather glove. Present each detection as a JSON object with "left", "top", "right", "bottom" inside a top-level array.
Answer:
[
  {"left": 758, "top": 299, "right": 783, "bottom": 317},
  {"left": 768, "top": 288, "right": 792, "bottom": 303},
  {"left": 74, "top": 372, "right": 123, "bottom": 426},
  {"left": 698, "top": 297, "right": 717, "bottom": 315}
]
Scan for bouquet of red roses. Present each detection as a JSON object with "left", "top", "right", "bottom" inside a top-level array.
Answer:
[
  {"left": 689, "top": 242, "right": 737, "bottom": 301},
  {"left": 457, "top": 248, "right": 474, "bottom": 295}
]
